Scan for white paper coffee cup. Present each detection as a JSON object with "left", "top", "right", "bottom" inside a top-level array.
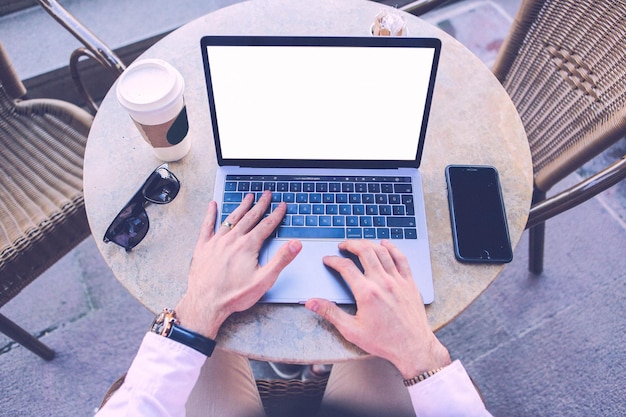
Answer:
[{"left": 116, "top": 59, "right": 191, "bottom": 161}]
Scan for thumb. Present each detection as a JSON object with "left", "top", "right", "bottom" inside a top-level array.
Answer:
[
  {"left": 263, "top": 240, "right": 302, "bottom": 277},
  {"left": 305, "top": 298, "right": 353, "bottom": 336}
]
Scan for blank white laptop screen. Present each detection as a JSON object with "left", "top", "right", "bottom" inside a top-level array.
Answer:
[{"left": 203, "top": 37, "right": 439, "bottom": 166}]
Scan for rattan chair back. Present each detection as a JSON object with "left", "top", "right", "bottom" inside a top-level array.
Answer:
[
  {"left": 0, "top": 42, "right": 92, "bottom": 359},
  {"left": 492, "top": 0, "right": 626, "bottom": 192}
]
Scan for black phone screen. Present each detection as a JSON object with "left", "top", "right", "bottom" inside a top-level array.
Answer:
[{"left": 445, "top": 165, "right": 513, "bottom": 263}]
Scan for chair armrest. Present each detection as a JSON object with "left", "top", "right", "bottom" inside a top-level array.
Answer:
[
  {"left": 36, "top": 0, "right": 126, "bottom": 113},
  {"left": 15, "top": 97, "right": 94, "bottom": 132},
  {"left": 36, "top": 0, "right": 125, "bottom": 76},
  {"left": 400, "top": 0, "right": 457, "bottom": 16},
  {"left": 526, "top": 155, "right": 626, "bottom": 229},
  {"left": 68, "top": 47, "right": 118, "bottom": 114}
]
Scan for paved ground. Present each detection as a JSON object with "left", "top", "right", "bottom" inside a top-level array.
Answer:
[{"left": 1, "top": 0, "right": 625, "bottom": 416}]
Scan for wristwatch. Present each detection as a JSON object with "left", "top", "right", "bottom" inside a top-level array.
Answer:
[{"left": 150, "top": 308, "right": 216, "bottom": 357}]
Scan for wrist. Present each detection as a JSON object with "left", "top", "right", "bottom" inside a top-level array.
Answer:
[
  {"left": 175, "top": 295, "right": 227, "bottom": 340},
  {"left": 150, "top": 308, "right": 217, "bottom": 357},
  {"left": 395, "top": 337, "right": 452, "bottom": 380}
]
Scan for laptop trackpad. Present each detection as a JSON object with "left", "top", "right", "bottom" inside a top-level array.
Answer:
[{"left": 260, "top": 241, "right": 355, "bottom": 304}]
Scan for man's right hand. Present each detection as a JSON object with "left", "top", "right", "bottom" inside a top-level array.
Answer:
[{"left": 305, "top": 239, "right": 451, "bottom": 379}]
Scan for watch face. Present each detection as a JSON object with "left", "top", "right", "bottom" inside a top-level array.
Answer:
[
  {"left": 150, "top": 312, "right": 165, "bottom": 334},
  {"left": 150, "top": 308, "right": 177, "bottom": 337}
]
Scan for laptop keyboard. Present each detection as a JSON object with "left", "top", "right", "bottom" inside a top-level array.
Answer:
[{"left": 221, "top": 175, "right": 419, "bottom": 240}]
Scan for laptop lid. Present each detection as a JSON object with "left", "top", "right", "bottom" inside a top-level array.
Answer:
[{"left": 200, "top": 36, "right": 441, "bottom": 169}]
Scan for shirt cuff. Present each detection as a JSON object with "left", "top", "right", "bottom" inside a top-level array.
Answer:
[
  {"left": 407, "top": 360, "right": 490, "bottom": 417},
  {"left": 121, "top": 332, "right": 207, "bottom": 413}
]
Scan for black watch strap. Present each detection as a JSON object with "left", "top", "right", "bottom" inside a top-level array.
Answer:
[
  {"left": 151, "top": 308, "right": 217, "bottom": 357},
  {"left": 168, "top": 323, "right": 216, "bottom": 357}
]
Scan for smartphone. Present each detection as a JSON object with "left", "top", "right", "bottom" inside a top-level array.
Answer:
[{"left": 445, "top": 165, "right": 513, "bottom": 263}]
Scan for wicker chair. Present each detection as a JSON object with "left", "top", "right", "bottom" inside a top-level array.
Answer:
[
  {"left": 0, "top": 0, "right": 125, "bottom": 361},
  {"left": 491, "top": 0, "right": 626, "bottom": 274},
  {"left": 407, "top": 0, "right": 626, "bottom": 274},
  {"left": 0, "top": 42, "right": 93, "bottom": 360}
]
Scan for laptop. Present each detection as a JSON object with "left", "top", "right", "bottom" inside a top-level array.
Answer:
[{"left": 200, "top": 35, "right": 441, "bottom": 304}]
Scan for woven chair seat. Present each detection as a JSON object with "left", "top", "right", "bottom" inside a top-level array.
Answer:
[
  {"left": 257, "top": 378, "right": 328, "bottom": 417},
  {"left": 0, "top": 86, "right": 92, "bottom": 308}
]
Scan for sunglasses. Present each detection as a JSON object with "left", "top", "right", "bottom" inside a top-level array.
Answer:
[{"left": 103, "top": 164, "right": 180, "bottom": 251}]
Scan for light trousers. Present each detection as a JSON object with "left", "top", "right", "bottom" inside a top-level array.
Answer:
[{"left": 186, "top": 349, "right": 415, "bottom": 417}]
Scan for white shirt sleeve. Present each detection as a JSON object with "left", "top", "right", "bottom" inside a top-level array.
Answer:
[
  {"left": 96, "top": 332, "right": 207, "bottom": 417},
  {"left": 97, "top": 334, "right": 490, "bottom": 417},
  {"left": 407, "top": 360, "right": 492, "bottom": 417}
]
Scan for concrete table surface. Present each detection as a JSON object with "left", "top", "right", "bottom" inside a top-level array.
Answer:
[{"left": 84, "top": 0, "right": 533, "bottom": 363}]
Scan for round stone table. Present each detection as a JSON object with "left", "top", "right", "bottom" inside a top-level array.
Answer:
[{"left": 84, "top": 0, "right": 533, "bottom": 363}]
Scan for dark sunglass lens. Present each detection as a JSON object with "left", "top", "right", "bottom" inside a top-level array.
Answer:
[
  {"left": 103, "top": 204, "right": 149, "bottom": 251},
  {"left": 143, "top": 167, "right": 180, "bottom": 204}
]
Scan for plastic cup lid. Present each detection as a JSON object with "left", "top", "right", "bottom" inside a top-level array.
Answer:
[{"left": 116, "top": 59, "right": 184, "bottom": 124}]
